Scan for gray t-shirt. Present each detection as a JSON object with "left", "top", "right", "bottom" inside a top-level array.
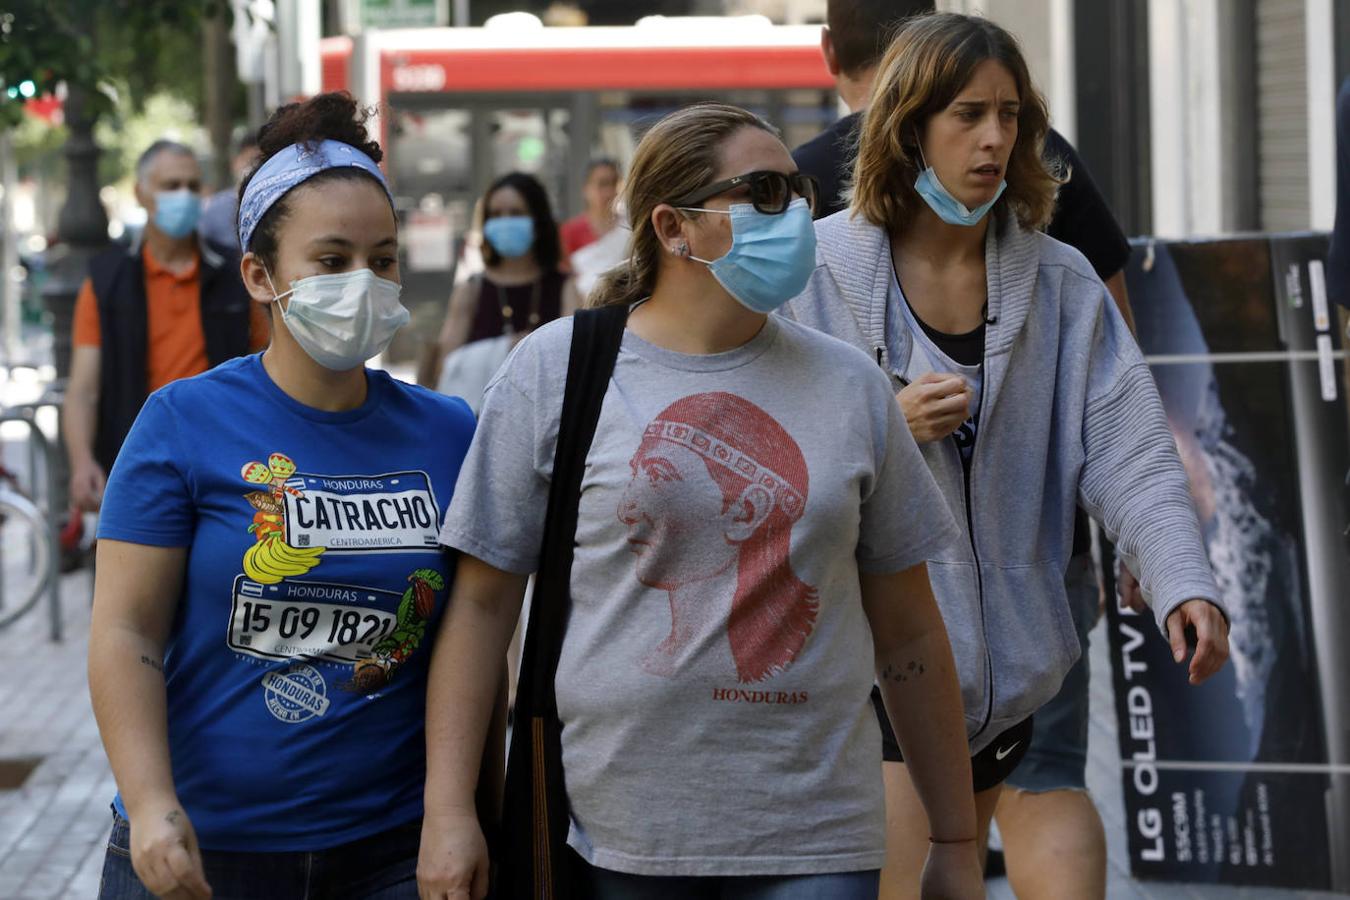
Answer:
[{"left": 440, "top": 312, "right": 957, "bottom": 877}]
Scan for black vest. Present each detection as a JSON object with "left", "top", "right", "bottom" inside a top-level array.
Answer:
[{"left": 87, "top": 240, "right": 254, "bottom": 471}]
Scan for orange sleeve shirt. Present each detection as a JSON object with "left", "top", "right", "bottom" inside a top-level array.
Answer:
[{"left": 72, "top": 246, "right": 270, "bottom": 392}]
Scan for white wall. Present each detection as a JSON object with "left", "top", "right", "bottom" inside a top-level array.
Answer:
[
  {"left": 1147, "top": 0, "right": 1244, "bottom": 237},
  {"left": 1307, "top": 0, "right": 1338, "bottom": 230},
  {"left": 939, "top": 0, "right": 1336, "bottom": 237}
]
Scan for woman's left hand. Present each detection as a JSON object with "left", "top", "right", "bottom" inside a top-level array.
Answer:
[
  {"left": 417, "top": 810, "right": 490, "bottom": 900},
  {"left": 1165, "top": 599, "right": 1230, "bottom": 685},
  {"left": 920, "top": 840, "right": 985, "bottom": 899}
]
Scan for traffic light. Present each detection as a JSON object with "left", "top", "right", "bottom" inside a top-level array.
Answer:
[{"left": 4, "top": 80, "right": 36, "bottom": 100}]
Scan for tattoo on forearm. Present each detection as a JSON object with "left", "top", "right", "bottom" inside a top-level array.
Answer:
[
  {"left": 140, "top": 655, "right": 163, "bottom": 673},
  {"left": 881, "top": 659, "right": 926, "bottom": 684}
]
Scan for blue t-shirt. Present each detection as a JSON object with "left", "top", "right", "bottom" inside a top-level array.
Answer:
[{"left": 98, "top": 353, "right": 475, "bottom": 851}]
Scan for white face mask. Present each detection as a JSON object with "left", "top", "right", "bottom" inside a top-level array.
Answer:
[{"left": 266, "top": 268, "right": 410, "bottom": 371}]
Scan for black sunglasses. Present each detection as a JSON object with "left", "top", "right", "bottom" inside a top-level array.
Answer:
[{"left": 673, "top": 170, "right": 820, "bottom": 216}]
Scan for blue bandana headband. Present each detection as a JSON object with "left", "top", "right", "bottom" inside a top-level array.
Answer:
[{"left": 237, "top": 139, "right": 392, "bottom": 251}]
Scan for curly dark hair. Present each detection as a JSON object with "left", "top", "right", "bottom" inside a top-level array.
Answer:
[
  {"left": 479, "top": 172, "right": 562, "bottom": 273},
  {"left": 237, "top": 92, "right": 390, "bottom": 269}
]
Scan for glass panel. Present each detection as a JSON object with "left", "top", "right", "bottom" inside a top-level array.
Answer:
[
  {"left": 489, "top": 109, "right": 549, "bottom": 176},
  {"left": 596, "top": 90, "right": 840, "bottom": 176},
  {"left": 384, "top": 107, "right": 477, "bottom": 367},
  {"left": 389, "top": 107, "right": 473, "bottom": 202},
  {"left": 487, "top": 108, "right": 573, "bottom": 221}
]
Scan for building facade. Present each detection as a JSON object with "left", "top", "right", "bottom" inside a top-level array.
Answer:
[{"left": 941, "top": 0, "right": 1350, "bottom": 239}]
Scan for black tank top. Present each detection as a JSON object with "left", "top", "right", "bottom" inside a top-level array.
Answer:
[{"left": 468, "top": 271, "right": 566, "bottom": 343}]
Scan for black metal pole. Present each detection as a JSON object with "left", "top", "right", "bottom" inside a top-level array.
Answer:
[
  {"left": 43, "top": 80, "right": 108, "bottom": 383},
  {"left": 42, "top": 68, "right": 109, "bottom": 521}
]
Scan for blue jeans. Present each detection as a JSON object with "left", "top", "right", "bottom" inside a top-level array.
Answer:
[
  {"left": 579, "top": 858, "right": 880, "bottom": 899},
  {"left": 1004, "top": 552, "right": 1098, "bottom": 793},
  {"left": 98, "top": 811, "right": 420, "bottom": 900}
]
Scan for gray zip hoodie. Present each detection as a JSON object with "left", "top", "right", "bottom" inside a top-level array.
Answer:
[{"left": 782, "top": 208, "right": 1223, "bottom": 752}]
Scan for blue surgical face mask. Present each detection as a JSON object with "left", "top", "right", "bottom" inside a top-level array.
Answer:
[
  {"left": 153, "top": 189, "right": 202, "bottom": 239},
  {"left": 483, "top": 215, "right": 535, "bottom": 258},
  {"left": 682, "top": 197, "right": 816, "bottom": 314},
  {"left": 912, "top": 144, "right": 1006, "bottom": 227}
]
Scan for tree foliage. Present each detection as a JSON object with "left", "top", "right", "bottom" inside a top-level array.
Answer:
[{"left": 0, "top": 1, "right": 228, "bottom": 129}]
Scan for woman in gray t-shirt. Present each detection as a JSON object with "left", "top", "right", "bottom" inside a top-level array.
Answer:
[{"left": 418, "top": 103, "right": 983, "bottom": 899}]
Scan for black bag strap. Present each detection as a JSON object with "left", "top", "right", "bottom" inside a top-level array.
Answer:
[
  {"left": 501, "top": 303, "right": 627, "bottom": 900},
  {"left": 519, "top": 302, "right": 628, "bottom": 707}
]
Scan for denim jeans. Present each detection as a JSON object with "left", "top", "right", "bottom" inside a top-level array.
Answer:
[
  {"left": 98, "top": 811, "right": 420, "bottom": 900},
  {"left": 579, "top": 856, "right": 881, "bottom": 900}
]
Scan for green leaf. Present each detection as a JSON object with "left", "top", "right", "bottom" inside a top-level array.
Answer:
[{"left": 411, "top": 568, "right": 446, "bottom": 591}]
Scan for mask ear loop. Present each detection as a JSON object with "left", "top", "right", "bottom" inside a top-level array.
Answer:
[
  {"left": 913, "top": 132, "right": 931, "bottom": 172},
  {"left": 672, "top": 207, "right": 719, "bottom": 265},
  {"left": 262, "top": 267, "right": 294, "bottom": 304}
]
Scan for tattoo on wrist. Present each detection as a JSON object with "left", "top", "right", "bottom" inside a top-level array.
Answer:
[
  {"left": 881, "top": 659, "right": 926, "bottom": 684},
  {"left": 165, "top": 810, "right": 182, "bottom": 826},
  {"left": 140, "top": 655, "right": 163, "bottom": 673}
]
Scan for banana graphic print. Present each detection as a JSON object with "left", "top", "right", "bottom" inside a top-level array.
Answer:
[
  {"left": 244, "top": 534, "right": 325, "bottom": 584},
  {"left": 240, "top": 451, "right": 325, "bottom": 584}
]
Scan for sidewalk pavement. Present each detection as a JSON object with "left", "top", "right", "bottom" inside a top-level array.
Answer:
[
  {"left": 0, "top": 569, "right": 1347, "bottom": 899},
  {"left": 0, "top": 567, "right": 110, "bottom": 899}
]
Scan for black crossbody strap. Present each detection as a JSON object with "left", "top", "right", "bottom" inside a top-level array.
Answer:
[
  {"left": 519, "top": 303, "right": 629, "bottom": 705},
  {"left": 500, "top": 304, "right": 627, "bottom": 900}
]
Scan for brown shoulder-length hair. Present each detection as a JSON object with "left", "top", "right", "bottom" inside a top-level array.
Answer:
[
  {"left": 589, "top": 103, "right": 776, "bottom": 308},
  {"left": 848, "top": 12, "right": 1060, "bottom": 233}
]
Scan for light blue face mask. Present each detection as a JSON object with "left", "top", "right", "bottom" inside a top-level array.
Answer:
[
  {"left": 153, "top": 189, "right": 202, "bottom": 239},
  {"left": 912, "top": 144, "right": 1006, "bottom": 227},
  {"left": 483, "top": 215, "right": 535, "bottom": 258},
  {"left": 681, "top": 197, "right": 816, "bottom": 314}
]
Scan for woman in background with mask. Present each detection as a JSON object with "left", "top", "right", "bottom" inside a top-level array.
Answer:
[
  {"left": 559, "top": 157, "right": 622, "bottom": 262},
  {"left": 88, "top": 92, "right": 477, "bottom": 900},
  {"left": 433, "top": 172, "right": 577, "bottom": 378},
  {"left": 783, "top": 15, "right": 1229, "bottom": 898},
  {"left": 418, "top": 103, "right": 981, "bottom": 900}
]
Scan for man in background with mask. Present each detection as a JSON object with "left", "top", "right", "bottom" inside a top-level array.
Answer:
[{"left": 64, "top": 140, "right": 268, "bottom": 512}]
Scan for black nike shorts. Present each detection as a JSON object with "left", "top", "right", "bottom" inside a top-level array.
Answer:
[{"left": 872, "top": 685, "right": 1033, "bottom": 793}]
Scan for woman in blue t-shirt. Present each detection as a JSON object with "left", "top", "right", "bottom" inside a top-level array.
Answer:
[{"left": 88, "top": 92, "right": 477, "bottom": 900}]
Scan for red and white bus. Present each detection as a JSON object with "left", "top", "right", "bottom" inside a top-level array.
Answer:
[{"left": 319, "top": 17, "right": 838, "bottom": 318}]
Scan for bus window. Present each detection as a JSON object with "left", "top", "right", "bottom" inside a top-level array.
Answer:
[{"left": 489, "top": 107, "right": 572, "bottom": 217}]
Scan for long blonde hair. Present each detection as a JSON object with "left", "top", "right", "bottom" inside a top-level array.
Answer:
[
  {"left": 849, "top": 12, "right": 1060, "bottom": 234},
  {"left": 589, "top": 104, "right": 777, "bottom": 308}
]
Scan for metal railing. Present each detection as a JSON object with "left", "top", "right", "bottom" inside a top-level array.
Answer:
[{"left": 0, "top": 395, "right": 63, "bottom": 641}]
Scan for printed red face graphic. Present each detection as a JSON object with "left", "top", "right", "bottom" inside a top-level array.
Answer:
[{"left": 619, "top": 392, "right": 818, "bottom": 683}]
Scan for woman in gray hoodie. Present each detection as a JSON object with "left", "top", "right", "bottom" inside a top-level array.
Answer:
[{"left": 782, "top": 12, "right": 1231, "bottom": 899}]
